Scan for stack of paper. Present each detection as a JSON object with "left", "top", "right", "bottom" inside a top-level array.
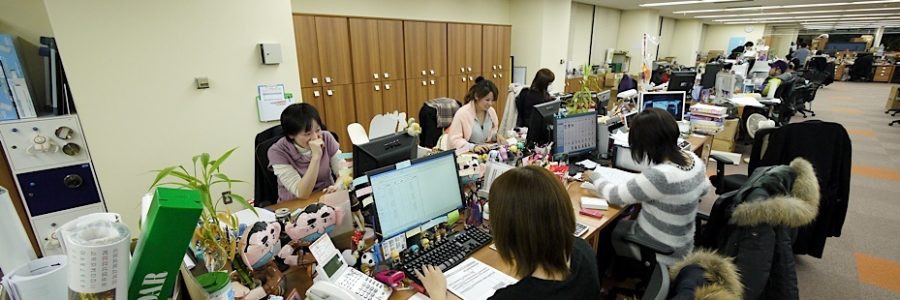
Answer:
[{"left": 581, "top": 197, "right": 609, "bottom": 210}]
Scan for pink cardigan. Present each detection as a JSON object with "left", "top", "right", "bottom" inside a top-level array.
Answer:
[{"left": 447, "top": 101, "right": 499, "bottom": 150}]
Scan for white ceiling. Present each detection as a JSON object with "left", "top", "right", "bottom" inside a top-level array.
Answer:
[{"left": 575, "top": 0, "right": 900, "bottom": 29}]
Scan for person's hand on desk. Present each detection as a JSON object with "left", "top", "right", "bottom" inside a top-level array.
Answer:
[
  {"left": 472, "top": 144, "right": 491, "bottom": 154},
  {"left": 415, "top": 265, "right": 448, "bottom": 300},
  {"left": 322, "top": 185, "right": 338, "bottom": 194},
  {"left": 582, "top": 170, "right": 604, "bottom": 184}
]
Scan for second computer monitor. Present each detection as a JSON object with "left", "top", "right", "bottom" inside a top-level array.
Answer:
[
  {"left": 525, "top": 99, "right": 561, "bottom": 147},
  {"left": 640, "top": 91, "right": 686, "bottom": 121},
  {"left": 667, "top": 71, "right": 696, "bottom": 94},
  {"left": 368, "top": 150, "right": 464, "bottom": 240},
  {"left": 554, "top": 111, "right": 598, "bottom": 156},
  {"left": 352, "top": 131, "right": 418, "bottom": 178}
]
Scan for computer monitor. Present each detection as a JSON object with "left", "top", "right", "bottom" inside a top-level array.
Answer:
[
  {"left": 640, "top": 91, "right": 687, "bottom": 121},
  {"left": 368, "top": 150, "right": 464, "bottom": 239},
  {"left": 554, "top": 111, "right": 598, "bottom": 156},
  {"left": 594, "top": 90, "right": 611, "bottom": 115},
  {"left": 525, "top": 99, "right": 561, "bottom": 148},
  {"left": 701, "top": 63, "right": 723, "bottom": 88},
  {"left": 667, "top": 71, "right": 696, "bottom": 94},
  {"left": 352, "top": 132, "right": 418, "bottom": 178}
]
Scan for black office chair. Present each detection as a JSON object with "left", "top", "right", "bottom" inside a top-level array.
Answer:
[
  {"left": 254, "top": 125, "right": 283, "bottom": 208},
  {"left": 709, "top": 127, "right": 778, "bottom": 195},
  {"left": 850, "top": 54, "right": 874, "bottom": 81},
  {"left": 888, "top": 108, "right": 900, "bottom": 126}
]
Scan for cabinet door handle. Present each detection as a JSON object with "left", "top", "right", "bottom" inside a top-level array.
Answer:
[
  {"left": 421, "top": 70, "right": 427, "bottom": 76},
  {"left": 460, "top": 67, "right": 465, "bottom": 73},
  {"left": 326, "top": 89, "right": 334, "bottom": 96},
  {"left": 492, "top": 74, "right": 497, "bottom": 79},
  {"left": 430, "top": 79, "right": 436, "bottom": 85},
  {"left": 312, "top": 77, "right": 319, "bottom": 84},
  {"left": 374, "top": 73, "right": 379, "bottom": 80},
  {"left": 498, "top": 65, "right": 503, "bottom": 70},
  {"left": 422, "top": 80, "right": 427, "bottom": 86},
  {"left": 498, "top": 73, "right": 503, "bottom": 78},
  {"left": 468, "top": 67, "right": 472, "bottom": 72},
  {"left": 325, "top": 77, "right": 332, "bottom": 83},
  {"left": 384, "top": 72, "right": 389, "bottom": 79},
  {"left": 313, "top": 90, "right": 321, "bottom": 97},
  {"left": 430, "top": 69, "right": 435, "bottom": 75},
  {"left": 492, "top": 65, "right": 497, "bottom": 70},
  {"left": 385, "top": 84, "right": 391, "bottom": 90},
  {"left": 462, "top": 77, "right": 467, "bottom": 82},
  {"left": 468, "top": 76, "right": 473, "bottom": 81},
  {"left": 374, "top": 84, "right": 381, "bottom": 91}
]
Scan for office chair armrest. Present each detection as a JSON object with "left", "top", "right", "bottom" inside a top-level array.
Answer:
[
  {"left": 625, "top": 233, "right": 675, "bottom": 255},
  {"left": 709, "top": 154, "right": 733, "bottom": 193},
  {"left": 709, "top": 154, "right": 734, "bottom": 165},
  {"left": 696, "top": 211, "right": 710, "bottom": 222}
]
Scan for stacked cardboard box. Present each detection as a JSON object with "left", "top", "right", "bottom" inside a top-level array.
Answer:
[{"left": 712, "top": 118, "right": 739, "bottom": 152}]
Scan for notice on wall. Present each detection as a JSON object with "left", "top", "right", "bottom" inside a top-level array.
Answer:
[{"left": 257, "top": 84, "right": 291, "bottom": 122}]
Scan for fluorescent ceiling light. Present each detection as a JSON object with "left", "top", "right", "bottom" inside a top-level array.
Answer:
[
  {"left": 640, "top": 0, "right": 742, "bottom": 7},
  {"left": 673, "top": 0, "right": 900, "bottom": 14},
  {"left": 694, "top": 7, "right": 900, "bottom": 18},
  {"left": 713, "top": 13, "right": 900, "bottom": 22},
  {"left": 722, "top": 16, "right": 900, "bottom": 24}
]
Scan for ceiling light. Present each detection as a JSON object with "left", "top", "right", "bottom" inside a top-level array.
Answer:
[
  {"left": 694, "top": 7, "right": 900, "bottom": 18},
  {"left": 673, "top": 0, "right": 900, "bottom": 14},
  {"left": 712, "top": 13, "right": 900, "bottom": 22},
  {"left": 640, "top": 0, "right": 743, "bottom": 7}
]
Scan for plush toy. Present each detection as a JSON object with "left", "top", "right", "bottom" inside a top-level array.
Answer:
[
  {"left": 278, "top": 203, "right": 344, "bottom": 267},
  {"left": 487, "top": 150, "right": 500, "bottom": 162},
  {"left": 360, "top": 251, "right": 376, "bottom": 276},
  {"left": 232, "top": 221, "right": 285, "bottom": 300}
]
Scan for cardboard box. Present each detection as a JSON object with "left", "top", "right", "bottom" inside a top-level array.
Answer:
[
  {"left": 712, "top": 138, "right": 735, "bottom": 152},
  {"left": 605, "top": 73, "right": 617, "bottom": 87},
  {"left": 886, "top": 85, "right": 900, "bottom": 111},
  {"left": 714, "top": 118, "right": 740, "bottom": 142}
]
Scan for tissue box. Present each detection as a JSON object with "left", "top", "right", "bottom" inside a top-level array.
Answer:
[{"left": 581, "top": 196, "right": 609, "bottom": 210}]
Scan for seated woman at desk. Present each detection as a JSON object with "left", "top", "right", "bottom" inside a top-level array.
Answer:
[
  {"left": 447, "top": 76, "right": 500, "bottom": 153},
  {"left": 515, "top": 68, "right": 555, "bottom": 127},
  {"left": 268, "top": 103, "right": 347, "bottom": 201},
  {"left": 417, "top": 166, "right": 601, "bottom": 300},
  {"left": 585, "top": 108, "right": 711, "bottom": 266}
]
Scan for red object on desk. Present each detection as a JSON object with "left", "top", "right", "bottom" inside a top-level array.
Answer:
[{"left": 579, "top": 208, "right": 604, "bottom": 219}]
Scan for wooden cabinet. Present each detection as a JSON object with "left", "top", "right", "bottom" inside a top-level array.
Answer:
[
  {"left": 321, "top": 85, "right": 356, "bottom": 152},
  {"left": 349, "top": 18, "right": 405, "bottom": 83},
  {"left": 449, "top": 75, "right": 472, "bottom": 102},
  {"left": 407, "top": 77, "right": 448, "bottom": 119},
  {"left": 835, "top": 64, "right": 845, "bottom": 81},
  {"left": 565, "top": 78, "right": 583, "bottom": 94},
  {"left": 874, "top": 65, "right": 894, "bottom": 82},
  {"left": 448, "top": 24, "right": 482, "bottom": 101},
  {"left": 382, "top": 80, "right": 407, "bottom": 115},
  {"left": 294, "top": 15, "right": 322, "bottom": 88},
  {"left": 353, "top": 80, "right": 408, "bottom": 128},
  {"left": 482, "top": 25, "right": 512, "bottom": 117},
  {"left": 301, "top": 87, "right": 326, "bottom": 113},
  {"left": 315, "top": 16, "right": 353, "bottom": 86},
  {"left": 405, "top": 21, "right": 448, "bottom": 113}
]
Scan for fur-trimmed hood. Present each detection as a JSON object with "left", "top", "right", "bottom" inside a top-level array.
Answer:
[
  {"left": 730, "top": 158, "right": 820, "bottom": 227},
  {"left": 669, "top": 250, "right": 743, "bottom": 300}
]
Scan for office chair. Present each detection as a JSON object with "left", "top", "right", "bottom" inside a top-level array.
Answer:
[
  {"left": 888, "top": 108, "right": 900, "bottom": 126},
  {"left": 850, "top": 54, "right": 874, "bottom": 81},
  {"left": 709, "top": 127, "right": 778, "bottom": 195},
  {"left": 794, "top": 82, "right": 819, "bottom": 118},
  {"left": 254, "top": 125, "right": 283, "bottom": 208}
]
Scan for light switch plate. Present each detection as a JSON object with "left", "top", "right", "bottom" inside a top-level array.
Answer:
[
  {"left": 195, "top": 77, "right": 210, "bottom": 89},
  {"left": 259, "top": 43, "right": 282, "bottom": 65}
]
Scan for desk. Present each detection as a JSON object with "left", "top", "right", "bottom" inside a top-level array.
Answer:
[
  {"left": 269, "top": 184, "right": 622, "bottom": 300},
  {"left": 687, "top": 134, "right": 713, "bottom": 163}
]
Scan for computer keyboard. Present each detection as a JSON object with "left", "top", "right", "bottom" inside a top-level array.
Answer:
[{"left": 398, "top": 227, "right": 492, "bottom": 282}]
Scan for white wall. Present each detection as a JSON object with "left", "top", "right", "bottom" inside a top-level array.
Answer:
[
  {"left": 616, "top": 10, "right": 660, "bottom": 74},
  {"left": 657, "top": 17, "right": 676, "bottom": 59},
  {"left": 670, "top": 20, "right": 704, "bottom": 66},
  {"left": 701, "top": 24, "right": 766, "bottom": 53},
  {"left": 0, "top": 0, "right": 53, "bottom": 111},
  {"left": 769, "top": 27, "right": 799, "bottom": 58},
  {"left": 511, "top": 0, "right": 571, "bottom": 92},
  {"left": 568, "top": 2, "right": 594, "bottom": 69},
  {"left": 43, "top": 0, "right": 301, "bottom": 231},
  {"left": 590, "top": 6, "right": 621, "bottom": 66},
  {"left": 292, "top": 0, "right": 511, "bottom": 25},
  {"left": 539, "top": 0, "right": 571, "bottom": 92}
]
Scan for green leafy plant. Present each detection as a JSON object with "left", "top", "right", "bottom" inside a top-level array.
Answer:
[
  {"left": 568, "top": 64, "right": 597, "bottom": 114},
  {"left": 149, "top": 148, "right": 255, "bottom": 271}
]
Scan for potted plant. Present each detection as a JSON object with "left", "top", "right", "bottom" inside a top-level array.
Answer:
[
  {"left": 149, "top": 148, "right": 255, "bottom": 272},
  {"left": 568, "top": 64, "right": 598, "bottom": 114}
]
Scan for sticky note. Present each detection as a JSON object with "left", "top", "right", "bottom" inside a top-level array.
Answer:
[
  {"left": 405, "top": 226, "right": 422, "bottom": 238},
  {"left": 362, "top": 196, "right": 374, "bottom": 207},
  {"left": 447, "top": 210, "right": 460, "bottom": 225},
  {"left": 352, "top": 175, "right": 369, "bottom": 188},
  {"left": 355, "top": 186, "right": 373, "bottom": 198},
  {"left": 396, "top": 160, "right": 412, "bottom": 169}
]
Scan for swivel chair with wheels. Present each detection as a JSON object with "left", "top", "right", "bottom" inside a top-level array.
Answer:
[{"left": 888, "top": 108, "right": 900, "bottom": 126}]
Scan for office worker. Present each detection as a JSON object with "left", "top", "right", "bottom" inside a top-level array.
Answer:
[
  {"left": 515, "top": 68, "right": 555, "bottom": 127},
  {"left": 729, "top": 41, "right": 754, "bottom": 59},
  {"left": 268, "top": 103, "right": 347, "bottom": 201},
  {"left": 762, "top": 60, "right": 789, "bottom": 98},
  {"left": 417, "top": 166, "right": 601, "bottom": 300},
  {"left": 793, "top": 42, "right": 811, "bottom": 67},
  {"left": 447, "top": 76, "right": 500, "bottom": 153},
  {"left": 585, "top": 108, "right": 711, "bottom": 266}
]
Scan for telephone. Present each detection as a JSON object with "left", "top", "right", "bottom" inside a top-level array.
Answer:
[
  {"left": 306, "top": 235, "right": 391, "bottom": 300},
  {"left": 307, "top": 280, "right": 357, "bottom": 300}
]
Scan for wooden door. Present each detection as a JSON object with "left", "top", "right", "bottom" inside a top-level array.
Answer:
[
  {"left": 496, "top": 26, "right": 512, "bottom": 119},
  {"left": 407, "top": 78, "right": 430, "bottom": 119},
  {"left": 404, "top": 21, "right": 428, "bottom": 79},
  {"left": 481, "top": 25, "right": 499, "bottom": 81},
  {"left": 349, "top": 18, "right": 381, "bottom": 83},
  {"left": 301, "top": 87, "right": 325, "bottom": 113},
  {"left": 378, "top": 20, "right": 405, "bottom": 81},
  {"left": 353, "top": 82, "right": 383, "bottom": 129},
  {"left": 448, "top": 23, "right": 467, "bottom": 77},
  {"left": 449, "top": 75, "right": 471, "bottom": 102},
  {"left": 322, "top": 84, "right": 356, "bottom": 152},
  {"left": 429, "top": 76, "right": 448, "bottom": 99},
  {"left": 315, "top": 16, "right": 353, "bottom": 86},
  {"left": 426, "top": 22, "right": 447, "bottom": 78},
  {"left": 382, "top": 80, "right": 407, "bottom": 115},
  {"left": 294, "top": 15, "right": 322, "bottom": 88},
  {"left": 466, "top": 24, "right": 483, "bottom": 77}
]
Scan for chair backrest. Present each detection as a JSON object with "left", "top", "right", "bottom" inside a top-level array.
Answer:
[
  {"left": 641, "top": 263, "right": 670, "bottom": 300},
  {"left": 347, "top": 123, "right": 369, "bottom": 145},
  {"left": 254, "top": 125, "right": 283, "bottom": 207},
  {"left": 747, "top": 127, "right": 778, "bottom": 174},
  {"left": 369, "top": 114, "right": 399, "bottom": 139}
]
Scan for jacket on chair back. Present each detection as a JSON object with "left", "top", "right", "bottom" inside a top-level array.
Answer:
[{"left": 700, "top": 158, "right": 820, "bottom": 300}]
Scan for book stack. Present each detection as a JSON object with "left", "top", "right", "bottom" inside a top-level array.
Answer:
[{"left": 689, "top": 104, "right": 727, "bottom": 135}]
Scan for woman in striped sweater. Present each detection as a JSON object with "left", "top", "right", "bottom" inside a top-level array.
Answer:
[{"left": 586, "top": 108, "right": 712, "bottom": 266}]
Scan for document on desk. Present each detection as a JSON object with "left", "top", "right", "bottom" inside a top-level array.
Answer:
[
  {"left": 727, "top": 96, "right": 764, "bottom": 108},
  {"left": 446, "top": 258, "right": 518, "bottom": 300},
  {"left": 594, "top": 166, "right": 637, "bottom": 187}
]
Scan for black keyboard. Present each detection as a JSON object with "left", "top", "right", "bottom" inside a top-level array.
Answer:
[{"left": 398, "top": 227, "right": 492, "bottom": 282}]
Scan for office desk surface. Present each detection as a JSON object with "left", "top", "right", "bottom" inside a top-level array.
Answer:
[{"left": 268, "top": 184, "right": 622, "bottom": 300}]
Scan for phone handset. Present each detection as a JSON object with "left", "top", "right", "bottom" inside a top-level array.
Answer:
[{"left": 306, "top": 280, "right": 357, "bottom": 300}]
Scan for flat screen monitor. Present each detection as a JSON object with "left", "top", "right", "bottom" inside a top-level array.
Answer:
[
  {"left": 640, "top": 91, "right": 686, "bottom": 121},
  {"left": 554, "top": 111, "right": 598, "bottom": 156},
  {"left": 368, "top": 150, "right": 464, "bottom": 239},
  {"left": 352, "top": 132, "right": 417, "bottom": 178},
  {"left": 525, "top": 100, "right": 561, "bottom": 147},
  {"left": 667, "top": 71, "right": 696, "bottom": 94},
  {"left": 701, "top": 63, "right": 723, "bottom": 88},
  {"left": 594, "top": 90, "right": 611, "bottom": 115}
]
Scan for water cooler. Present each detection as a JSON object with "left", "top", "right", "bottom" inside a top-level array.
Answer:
[{"left": 0, "top": 115, "right": 106, "bottom": 255}]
